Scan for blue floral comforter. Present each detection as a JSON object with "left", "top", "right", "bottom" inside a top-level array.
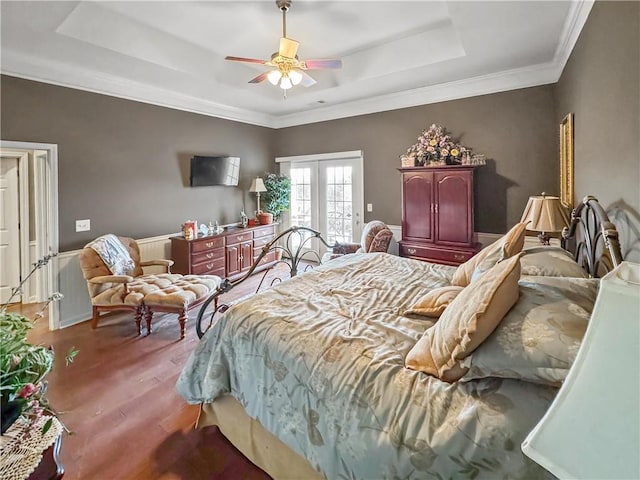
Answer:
[{"left": 176, "top": 253, "right": 554, "bottom": 479}]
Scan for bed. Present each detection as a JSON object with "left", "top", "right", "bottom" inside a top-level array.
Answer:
[{"left": 176, "top": 196, "right": 623, "bottom": 479}]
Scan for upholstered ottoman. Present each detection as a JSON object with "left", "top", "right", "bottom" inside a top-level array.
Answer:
[{"left": 141, "top": 274, "right": 222, "bottom": 339}]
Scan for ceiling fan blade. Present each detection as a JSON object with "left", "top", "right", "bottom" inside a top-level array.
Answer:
[
  {"left": 299, "top": 71, "right": 317, "bottom": 87},
  {"left": 248, "top": 72, "right": 270, "bottom": 84},
  {"left": 301, "top": 59, "right": 342, "bottom": 70},
  {"left": 225, "top": 56, "right": 268, "bottom": 65},
  {"left": 279, "top": 37, "right": 299, "bottom": 58}
]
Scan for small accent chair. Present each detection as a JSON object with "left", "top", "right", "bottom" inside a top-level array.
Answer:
[
  {"left": 79, "top": 236, "right": 221, "bottom": 339},
  {"left": 321, "top": 220, "right": 394, "bottom": 263}
]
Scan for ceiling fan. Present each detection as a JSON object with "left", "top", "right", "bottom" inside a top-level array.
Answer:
[{"left": 225, "top": 0, "right": 342, "bottom": 98}]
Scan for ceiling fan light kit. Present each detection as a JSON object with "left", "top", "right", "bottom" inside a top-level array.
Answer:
[{"left": 225, "top": 0, "right": 342, "bottom": 99}]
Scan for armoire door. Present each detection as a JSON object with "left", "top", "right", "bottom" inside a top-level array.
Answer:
[
  {"left": 434, "top": 170, "right": 474, "bottom": 246},
  {"left": 402, "top": 171, "right": 434, "bottom": 242}
]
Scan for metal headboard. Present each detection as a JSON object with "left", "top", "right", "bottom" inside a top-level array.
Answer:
[
  {"left": 562, "top": 196, "right": 623, "bottom": 278},
  {"left": 195, "top": 226, "right": 336, "bottom": 338}
]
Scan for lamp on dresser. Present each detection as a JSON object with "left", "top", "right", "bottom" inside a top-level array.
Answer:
[
  {"left": 520, "top": 193, "right": 570, "bottom": 245},
  {"left": 522, "top": 262, "right": 640, "bottom": 479},
  {"left": 249, "top": 177, "right": 267, "bottom": 213}
]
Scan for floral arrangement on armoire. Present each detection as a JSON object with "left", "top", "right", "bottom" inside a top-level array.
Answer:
[{"left": 400, "top": 124, "right": 486, "bottom": 167}]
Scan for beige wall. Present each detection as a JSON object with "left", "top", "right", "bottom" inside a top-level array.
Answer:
[
  {"left": 274, "top": 86, "right": 558, "bottom": 233},
  {"left": 555, "top": 0, "right": 640, "bottom": 214},
  {"left": 1, "top": 76, "right": 275, "bottom": 251}
]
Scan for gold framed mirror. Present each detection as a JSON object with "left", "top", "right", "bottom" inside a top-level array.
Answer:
[{"left": 559, "top": 113, "right": 574, "bottom": 208}]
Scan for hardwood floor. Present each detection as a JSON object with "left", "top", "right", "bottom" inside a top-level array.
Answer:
[{"left": 20, "top": 263, "right": 309, "bottom": 480}]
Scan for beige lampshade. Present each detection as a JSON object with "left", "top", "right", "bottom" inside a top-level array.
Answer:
[
  {"left": 520, "top": 195, "right": 570, "bottom": 233},
  {"left": 249, "top": 177, "right": 267, "bottom": 193}
]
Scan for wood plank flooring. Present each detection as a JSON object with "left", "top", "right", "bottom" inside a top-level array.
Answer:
[{"left": 19, "top": 263, "right": 309, "bottom": 480}]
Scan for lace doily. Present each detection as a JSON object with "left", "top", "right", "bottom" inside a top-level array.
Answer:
[{"left": 0, "top": 415, "right": 63, "bottom": 480}]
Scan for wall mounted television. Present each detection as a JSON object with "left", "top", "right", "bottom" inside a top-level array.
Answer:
[{"left": 190, "top": 156, "right": 240, "bottom": 187}]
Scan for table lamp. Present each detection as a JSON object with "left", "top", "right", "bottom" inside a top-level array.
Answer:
[
  {"left": 522, "top": 261, "right": 640, "bottom": 479},
  {"left": 249, "top": 177, "right": 267, "bottom": 213},
  {"left": 520, "top": 193, "right": 570, "bottom": 245}
]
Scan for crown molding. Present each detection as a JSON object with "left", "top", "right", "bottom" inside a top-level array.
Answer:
[
  {"left": 1, "top": 2, "right": 592, "bottom": 129},
  {"left": 0, "top": 51, "right": 274, "bottom": 128}
]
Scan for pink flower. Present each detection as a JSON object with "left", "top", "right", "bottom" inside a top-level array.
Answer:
[
  {"left": 427, "top": 146, "right": 435, "bottom": 153},
  {"left": 17, "top": 383, "right": 37, "bottom": 398},
  {"left": 440, "top": 148, "right": 449, "bottom": 157}
]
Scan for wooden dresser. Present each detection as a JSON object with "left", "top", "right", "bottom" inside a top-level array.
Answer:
[
  {"left": 398, "top": 166, "right": 481, "bottom": 266},
  {"left": 171, "top": 224, "right": 277, "bottom": 280}
]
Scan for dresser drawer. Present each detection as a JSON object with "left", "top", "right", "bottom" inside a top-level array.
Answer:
[
  {"left": 226, "top": 231, "right": 253, "bottom": 245},
  {"left": 192, "top": 247, "right": 224, "bottom": 265},
  {"left": 192, "top": 237, "right": 224, "bottom": 253},
  {"left": 253, "top": 235, "right": 273, "bottom": 248},
  {"left": 254, "top": 225, "right": 276, "bottom": 239},
  {"left": 192, "top": 256, "right": 225, "bottom": 275},
  {"left": 253, "top": 250, "right": 277, "bottom": 267}
]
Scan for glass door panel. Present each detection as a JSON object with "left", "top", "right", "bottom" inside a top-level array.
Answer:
[{"left": 282, "top": 155, "right": 363, "bottom": 261}]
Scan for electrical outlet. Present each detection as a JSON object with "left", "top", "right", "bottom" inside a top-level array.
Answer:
[
  {"left": 367, "top": 203, "right": 373, "bottom": 212},
  {"left": 75, "top": 219, "right": 91, "bottom": 232}
]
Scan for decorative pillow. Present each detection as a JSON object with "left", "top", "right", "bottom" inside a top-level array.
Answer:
[
  {"left": 452, "top": 222, "right": 527, "bottom": 287},
  {"left": 405, "top": 254, "right": 521, "bottom": 382},
  {"left": 470, "top": 245, "right": 508, "bottom": 283},
  {"left": 458, "top": 276, "right": 598, "bottom": 386},
  {"left": 520, "top": 246, "right": 588, "bottom": 278},
  {"left": 405, "top": 286, "right": 464, "bottom": 317}
]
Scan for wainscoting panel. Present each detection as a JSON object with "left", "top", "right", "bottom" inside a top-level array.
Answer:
[
  {"left": 55, "top": 230, "right": 502, "bottom": 328},
  {"left": 56, "top": 233, "right": 177, "bottom": 329},
  {"left": 57, "top": 250, "right": 92, "bottom": 328}
]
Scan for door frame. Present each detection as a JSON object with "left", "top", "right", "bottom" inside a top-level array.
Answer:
[
  {"left": 275, "top": 150, "right": 365, "bottom": 254},
  {"left": 0, "top": 141, "right": 59, "bottom": 330},
  {"left": 0, "top": 151, "right": 29, "bottom": 303}
]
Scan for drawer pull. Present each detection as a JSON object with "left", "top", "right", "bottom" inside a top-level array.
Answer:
[
  {"left": 237, "top": 235, "right": 244, "bottom": 241},
  {"left": 454, "top": 254, "right": 465, "bottom": 261},
  {"left": 206, "top": 253, "right": 214, "bottom": 259},
  {"left": 407, "top": 248, "right": 417, "bottom": 254},
  {"left": 205, "top": 242, "right": 214, "bottom": 248},
  {"left": 206, "top": 262, "right": 214, "bottom": 269}
]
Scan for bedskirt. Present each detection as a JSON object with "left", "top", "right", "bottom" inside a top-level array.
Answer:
[{"left": 198, "top": 396, "right": 323, "bottom": 479}]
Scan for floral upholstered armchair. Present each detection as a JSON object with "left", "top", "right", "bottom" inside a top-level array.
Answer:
[{"left": 321, "top": 220, "right": 393, "bottom": 263}]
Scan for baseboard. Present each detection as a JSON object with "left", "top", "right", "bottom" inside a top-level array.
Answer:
[{"left": 475, "top": 232, "right": 502, "bottom": 248}]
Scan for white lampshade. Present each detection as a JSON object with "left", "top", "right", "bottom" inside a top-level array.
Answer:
[
  {"left": 249, "top": 177, "right": 267, "bottom": 193},
  {"left": 267, "top": 70, "right": 282, "bottom": 86},
  {"left": 249, "top": 177, "right": 267, "bottom": 214},
  {"left": 289, "top": 69, "right": 303, "bottom": 86},
  {"left": 280, "top": 75, "right": 292, "bottom": 90},
  {"left": 522, "top": 262, "right": 640, "bottom": 479}
]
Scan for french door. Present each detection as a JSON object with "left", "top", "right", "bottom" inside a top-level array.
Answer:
[{"left": 278, "top": 152, "right": 364, "bottom": 260}]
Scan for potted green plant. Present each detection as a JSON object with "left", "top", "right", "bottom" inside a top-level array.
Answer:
[
  {"left": 0, "top": 254, "right": 76, "bottom": 435},
  {"left": 262, "top": 173, "right": 291, "bottom": 223}
]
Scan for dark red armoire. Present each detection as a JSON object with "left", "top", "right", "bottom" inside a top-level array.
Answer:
[{"left": 398, "top": 166, "right": 481, "bottom": 266}]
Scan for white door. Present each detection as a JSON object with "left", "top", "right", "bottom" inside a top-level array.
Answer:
[
  {"left": 318, "top": 159, "right": 363, "bottom": 245},
  {"left": 284, "top": 154, "right": 363, "bottom": 259},
  {"left": 0, "top": 157, "right": 21, "bottom": 304}
]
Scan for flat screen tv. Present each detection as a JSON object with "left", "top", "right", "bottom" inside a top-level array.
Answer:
[{"left": 190, "top": 156, "right": 240, "bottom": 187}]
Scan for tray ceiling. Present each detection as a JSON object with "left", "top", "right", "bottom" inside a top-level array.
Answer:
[{"left": 0, "top": 1, "right": 593, "bottom": 128}]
